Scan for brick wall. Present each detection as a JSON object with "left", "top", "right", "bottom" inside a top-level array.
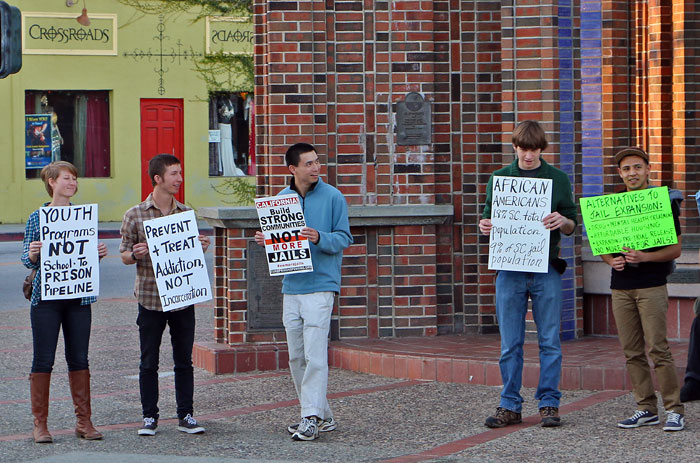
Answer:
[
  {"left": 672, "top": 0, "right": 700, "bottom": 231},
  {"left": 497, "top": 0, "right": 583, "bottom": 340},
  {"left": 217, "top": 0, "right": 700, "bottom": 346},
  {"left": 584, "top": 293, "right": 695, "bottom": 341},
  {"left": 464, "top": 1, "right": 503, "bottom": 334},
  {"left": 244, "top": 0, "right": 586, "bottom": 342},
  {"left": 578, "top": 0, "right": 700, "bottom": 340},
  {"left": 582, "top": 0, "right": 700, "bottom": 229}
]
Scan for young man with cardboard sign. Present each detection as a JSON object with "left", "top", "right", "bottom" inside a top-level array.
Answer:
[
  {"left": 479, "top": 121, "right": 577, "bottom": 429},
  {"left": 255, "top": 143, "right": 353, "bottom": 441},
  {"left": 601, "top": 147, "right": 685, "bottom": 431},
  {"left": 119, "top": 154, "right": 211, "bottom": 437}
]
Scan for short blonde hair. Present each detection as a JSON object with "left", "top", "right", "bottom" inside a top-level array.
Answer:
[{"left": 40, "top": 161, "right": 78, "bottom": 197}]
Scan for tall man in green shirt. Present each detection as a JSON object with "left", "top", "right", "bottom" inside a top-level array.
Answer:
[{"left": 479, "top": 121, "right": 577, "bottom": 428}]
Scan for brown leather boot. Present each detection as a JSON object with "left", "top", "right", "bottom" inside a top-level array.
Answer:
[
  {"left": 68, "top": 370, "right": 103, "bottom": 440},
  {"left": 29, "top": 372, "right": 53, "bottom": 443}
]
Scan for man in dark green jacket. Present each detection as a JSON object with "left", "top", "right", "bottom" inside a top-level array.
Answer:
[{"left": 479, "top": 120, "right": 577, "bottom": 428}]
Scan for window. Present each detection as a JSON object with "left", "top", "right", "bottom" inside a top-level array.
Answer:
[
  {"left": 208, "top": 92, "right": 254, "bottom": 176},
  {"left": 25, "top": 90, "right": 111, "bottom": 179}
]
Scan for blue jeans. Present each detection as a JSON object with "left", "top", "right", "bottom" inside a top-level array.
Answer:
[
  {"left": 137, "top": 305, "right": 195, "bottom": 420},
  {"left": 495, "top": 265, "right": 562, "bottom": 412},
  {"left": 31, "top": 299, "right": 91, "bottom": 373}
]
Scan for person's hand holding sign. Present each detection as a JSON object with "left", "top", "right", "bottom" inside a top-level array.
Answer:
[
  {"left": 97, "top": 242, "right": 108, "bottom": 260},
  {"left": 609, "top": 255, "right": 627, "bottom": 271},
  {"left": 478, "top": 218, "right": 492, "bottom": 236},
  {"left": 254, "top": 231, "right": 265, "bottom": 246},
  {"left": 198, "top": 235, "right": 210, "bottom": 253},
  {"left": 28, "top": 240, "right": 42, "bottom": 263},
  {"left": 132, "top": 242, "right": 149, "bottom": 259},
  {"left": 300, "top": 227, "right": 319, "bottom": 245},
  {"left": 542, "top": 212, "right": 575, "bottom": 234},
  {"left": 621, "top": 247, "right": 646, "bottom": 265}
]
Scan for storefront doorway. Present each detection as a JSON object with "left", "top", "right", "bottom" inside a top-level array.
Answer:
[{"left": 140, "top": 98, "right": 184, "bottom": 203}]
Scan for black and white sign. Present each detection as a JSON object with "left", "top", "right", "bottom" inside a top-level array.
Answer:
[
  {"left": 143, "top": 210, "right": 211, "bottom": 311},
  {"left": 488, "top": 176, "right": 552, "bottom": 273},
  {"left": 40, "top": 204, "right": 99, "bottom": 300}
]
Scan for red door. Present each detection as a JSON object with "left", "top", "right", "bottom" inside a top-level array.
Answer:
[{"left": 140, "top": 99, "right": 184, "bottom": 203}]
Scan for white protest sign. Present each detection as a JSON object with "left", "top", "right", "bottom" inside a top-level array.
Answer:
[
  {"left": 255, "top": 194, "right": 313, "bottom": 276},
  {"left": 143, "top": 210, "right": 211, "bottom": 312},
  {"left": 40, "top": 204, "right": 99, "bottom": 300},
  {"left": 488, "top": 176, "right": 552, "bottom": 273}
]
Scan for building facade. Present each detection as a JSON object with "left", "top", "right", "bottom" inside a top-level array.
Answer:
[
  {"left": 0, "top": 0, "right": 254, "bottom": 223},
  {"left": 197, "top": 0, "right": 700, "bottom": 373},
  {"left": 4, "top": 1, "right": 698, "bottom": 372}
]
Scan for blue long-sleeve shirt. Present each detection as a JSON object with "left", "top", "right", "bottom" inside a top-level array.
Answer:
[{"left": 278, "top": 178, "right": 353, "bottom": 295}]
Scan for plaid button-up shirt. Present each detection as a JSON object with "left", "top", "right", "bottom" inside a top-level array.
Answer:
[
  {"left": 21, "top": 203, "right": 96, "bottom": 307},
  {"left": 119, "top": 193, "right": 190, "bottom": 312}
]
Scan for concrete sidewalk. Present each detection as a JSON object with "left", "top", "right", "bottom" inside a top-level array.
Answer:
[{"left": 2, "top": 298, "right": 699, "bottom": 463}]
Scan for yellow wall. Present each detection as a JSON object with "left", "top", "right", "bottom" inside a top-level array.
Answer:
[{"left": 0, "top": 0, "right": 253, "bottom": 223}]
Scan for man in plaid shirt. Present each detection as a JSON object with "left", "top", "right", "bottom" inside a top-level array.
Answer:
[{"left": 119, "top": 154, "right": 210, "bottom": 437}]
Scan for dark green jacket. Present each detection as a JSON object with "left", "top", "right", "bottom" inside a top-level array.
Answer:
[{"left": 482, "top": 158, "right": 578, "bottom": 260}]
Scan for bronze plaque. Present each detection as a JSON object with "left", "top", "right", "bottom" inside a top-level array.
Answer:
[
  {"left": 247, "top": 241, "right": 284, "bottom": 330},
  {"left": 397, "top": 92, "right": 431, "bottom": 146}
]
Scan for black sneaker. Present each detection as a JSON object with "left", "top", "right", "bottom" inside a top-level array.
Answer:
[
  {"left": 287, "top": 416, "right": 336, "bottom": 434},
  {"left": 291, "top": 416, "right": 319, "bottom": 441},
  {"left": 138, "top": 417, "right": 158, "bottom": 436},
  {"left": 617, "top": 410, "right": 659, "bottom": 428},
  {"left": 177, "top": 414, "right": 205, "bottom": 434}
]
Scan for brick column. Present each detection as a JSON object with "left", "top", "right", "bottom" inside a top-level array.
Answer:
[
  {"left": 497, "top": 0, "right": 583, "bottom": 339},
  {"left": 672, "top": 0, "right": 700, "bottom": 232},
  {"left": 463, "top": 1, "right": 503, "bottom": 334}
]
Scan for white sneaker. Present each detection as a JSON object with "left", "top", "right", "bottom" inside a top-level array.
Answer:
[
  {"left": 287, "top": 416, "right": 336, "bottom": 434},
  {"left": 291, "top": 416, "right": 319, "bottom": 441}
]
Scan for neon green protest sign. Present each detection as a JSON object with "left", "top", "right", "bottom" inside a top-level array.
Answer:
[{"left": 580, "top": 186, "right": 677, "bottom": 256}]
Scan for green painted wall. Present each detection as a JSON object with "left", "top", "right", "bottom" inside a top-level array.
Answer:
[{"left": 0, "top": 0, "right": 253, "bottom": 223}]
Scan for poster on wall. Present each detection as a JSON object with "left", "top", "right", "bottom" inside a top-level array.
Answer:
[
  {"left": 25, "top": 114, "right": 52, "bottom": 170},
  {"left": 255, "top": 194, "right": 313, "bottom": 276},
  {"left": 143, "top": 210, "right": 212, "bottom": 312},
  {"left": 40, "top": 204, "right": 100, "bottom": 300},
  {"left": 488, "top": 176, "right": 552, "bottom": 273}
]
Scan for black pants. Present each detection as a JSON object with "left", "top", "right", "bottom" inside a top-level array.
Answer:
[
  {"left": 686, "top": 315, "right": 700, "bottom": 383},
  {"left": 31, "top": 299, "right": 90, "bottom": 373},
  {"left": 137, "top": 304, "right": 195, "bottom": 420}
]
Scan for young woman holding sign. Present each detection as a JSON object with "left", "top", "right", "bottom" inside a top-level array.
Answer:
[{"left": 21, "top": 161, "right": 108, "bottom": 443}]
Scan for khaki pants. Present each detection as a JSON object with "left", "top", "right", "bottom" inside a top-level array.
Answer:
[
  {"left": 283, "top": 292, "right": 334, "bottom": 420},
  {"left": 611, "top": 285, "right": 683, "bottom": 414}
]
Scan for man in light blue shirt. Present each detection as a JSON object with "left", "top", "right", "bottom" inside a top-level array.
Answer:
[{"left": 256, "top": 143, "right": 353, "bottom": 441}]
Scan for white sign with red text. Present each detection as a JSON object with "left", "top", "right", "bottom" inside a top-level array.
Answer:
[{"left": 255, "top": 194, "right": 313, "bottom": 276}]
